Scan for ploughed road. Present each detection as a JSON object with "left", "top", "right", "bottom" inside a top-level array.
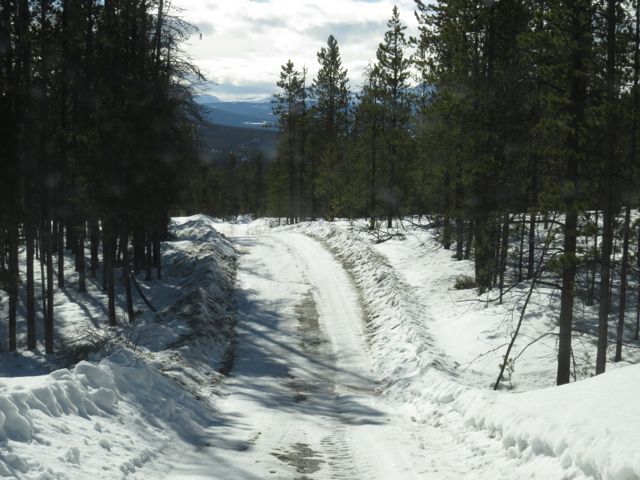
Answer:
[{"left": 160, "top": 228, "right": 459, "bottom": 479}]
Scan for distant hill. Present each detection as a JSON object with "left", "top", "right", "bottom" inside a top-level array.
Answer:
[
  {"left": 196, "top": 95, "right": 277, "bottom": 131},
  {"left": 198, "top": 123, "right": 278, "bottom": 162},
  {"left": 194, "top": 94, "right": 222, "bottom": 104},
  {"left": 199, "top": 105, "right": 276, "bottom": 130},
  {"left": 194, "top": 95, "right": 279, "bottom": 162}
]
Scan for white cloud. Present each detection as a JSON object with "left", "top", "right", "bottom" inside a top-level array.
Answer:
[{"left": 171, "top": 0, "right": 420, "bottom": 100}]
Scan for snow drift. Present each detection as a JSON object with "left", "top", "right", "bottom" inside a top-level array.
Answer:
[{"left": 0, "top": 215, "right": 236, "bottom": 479}]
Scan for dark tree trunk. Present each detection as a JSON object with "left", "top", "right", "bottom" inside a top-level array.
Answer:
[
  {"left": 456, "top": 216, "right": 464, "bottom": 261},
  {"left": 57, "top": 219, "right": 64, "bottom": 288},
  {"left": 636, "top": 224, "right": 640, "bottom": 340},
  {"left": 587, "top": 209, "right": 599, "bottom": 306},
  {"left": 369, "top": 112, "right": 377, "bottom": 230},
  {"left": 145, "top": 234, "right": 152, "bottom": 281},
  {"left": 26, "top": 222, "right": 36, "bottom": 349},
  {"left": 499, "top": 214, "right": 510, "bottom": 304},
  {"left": 474, "top": 216, "right": 494, "bottom": 292},
  {"left": 633, "top": 0, "right": 640, "bottom": 342},
  {"left": 133, "top": 229, "right": 145, "bottom": 273},
  {"left": 518, "top": 213, "right": 526, "bottom": 282},
  {"left": 464, "top": 220, "right": 473, "bottom": 260},
  {"left": 8, "top": 220, "right": 19, "bottom": 352},
  {"left": 615, "top": 205, "right": 631, "bottom": 362},
  {"left": 557, "top": 2, "right": 588, "bottom": 386},
  {"left": 40, "top": 220, "right": 47, "bottom": 319},
  {"left": 121, "top": 227, "right": 134, "bottom": 323},
  {"left": 44, "top": 219, "right": 54, "bottom": 354},
  {"left": 102, "top": 222, "right": 108, "bottom": 291},
  {"left": 77, "top": 223, "right": 86, "bottom": 292},
  {"left": 443, "top": 171, "right": 451, "bottom": 250},
  {"left": 153, "top": 230, "right": 161, "bottom": 280},
  {"left": 89, "top": 221, "right": 99, "bottom": 278},
  {"left": 596, "top": 0, "right": 618, "bottom": 376},
  {"left": 104, "top": 220, "right": 117, "bottom": 326}
]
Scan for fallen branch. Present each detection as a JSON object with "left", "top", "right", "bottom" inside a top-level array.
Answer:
[
  {"left": 130, "top": 272, "right": 158, "bottom": 313},
  {"left": 493, "top": 220, "right": 558, "bottom": 390}
]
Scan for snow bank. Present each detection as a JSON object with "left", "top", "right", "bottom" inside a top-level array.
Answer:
[
  {"left": 0, "top": 215, "right": 237, "bottom": 479},
  {"left": 0, "top": 348, "right": 220, "bottom": 478},
  {"left": 253, "top": 221, "right": 460, "bottom": 398},
  {"left": 448, "top": 365, "right": 640, "bottom": 479},
  {"left": 259, "top": 220, "right": 640, "bottom": 480}
]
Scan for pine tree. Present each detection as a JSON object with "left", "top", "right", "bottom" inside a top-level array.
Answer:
[
  {"left": 376, "top": 6, "right": 411, "bottom": 229},
  {"left": 272, "top": 60, "right": 306, "bottom": 222},
  {"left": 310, "top": 35, "right": 350, "bottom": 219}
]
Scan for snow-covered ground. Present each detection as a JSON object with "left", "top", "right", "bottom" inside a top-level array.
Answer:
[
  {"left": 0, "top": 215, "right": 236, "bottom": 479},
  {"left": 3, "top": 216, "right": 640, "bottom": 479},
  {"left": 246, "top": 218, "right": 640, "bottom": 480}
]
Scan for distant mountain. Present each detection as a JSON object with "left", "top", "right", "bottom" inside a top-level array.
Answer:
[
  {"left": 198, "top": 123, "right": 278, "bottom": 162},
  {"left": 195, "top": 95, "right": 277, "bottom": 131},
  {"left": 193, "top": 96, "right": 279, "bottom": 162},
  {"left": 194, "top": 94, "right": 222, "bottom": 104},
  {"left": 199, "top": 104, "right": 276, "bottom": 131}
]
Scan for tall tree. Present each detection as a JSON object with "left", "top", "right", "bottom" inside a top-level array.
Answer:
[
  {"left": 272, "top": 60, "right": 306, "bottom": 223},
  {"left": 376, "top": 6, "right": 411, "bottom": 228},
  {"left": 310, "top": 35, "right": 350, "bottom": 220}
]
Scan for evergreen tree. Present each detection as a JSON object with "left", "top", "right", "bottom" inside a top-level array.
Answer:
[
  {"left": 376, "top": 6, "right": 411, "bottom": 228},
  {"left": 272, "top": 60, "right": 306, "bottom": 222},
  {"left": 310, "top": 35, "right": 351, "bottom": 219}
]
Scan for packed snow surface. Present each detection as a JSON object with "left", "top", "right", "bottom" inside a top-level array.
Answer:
[{"left": 243, "top": 219, "right": 640, "bottom": 480}]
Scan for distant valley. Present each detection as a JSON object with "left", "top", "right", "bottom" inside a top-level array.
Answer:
[{"left": 196, "top": 95, "right": 279, "bottom": 161}]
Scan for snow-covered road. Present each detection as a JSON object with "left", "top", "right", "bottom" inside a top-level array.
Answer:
[{"left": 161, "top": 230, "right": 460, "bottom": 479}]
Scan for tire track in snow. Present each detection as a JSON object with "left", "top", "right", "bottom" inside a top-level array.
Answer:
[
  {"left": 279, "top": 233, "right": 460, "bottom": 480},
  {"left": 157, "top": 230, "right": 465, "bottom": 479}
]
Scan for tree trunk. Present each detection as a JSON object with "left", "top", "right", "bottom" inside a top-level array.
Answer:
[
  {"left": 587, "top": 209, "right": 599, "bottom": 306},
  {"left": 57, "top": 219, "right": 64, "bottom": 288},
  {"left": 633, "top": 0, "right": 640, "bottom": 342},
  {"left": 44, "top": 218, "right": 54, "bottom": 354},
  {"left": 8, "top": 220, "right": 19, "bottom": 352},
  {"left": 557, "top": 2, "right": 587, "bottom": 386},
  {"left": 499, "top": 214, "right": 509, "bottom": 304},
  {"left": 102, "top": 221, "right": 108, "bottom": 291},
  {"left": 77, "top": 223, "right": 86, "bottom": 292},
  {"left": 443, "top": 171, "right": 451, "bottom": 249},
  {"left": 145, "top": 233, "right": 152, "bottom": 281},
  {"left": 615, "top": 205, "right": 631, "bottom": 362},
  {"left": 456, "top": 216, "right": 464, "bottom": 261},
  {"left": 26, "top": 221, "right": 36, "bottom": 349},
  {"left": 104, "top": 220, "right": 117, "bottom": 326},
  {"left": 636, "top": 224, "right": 640, "bottom": 340},
  {"left": 121, "top": 227, "right": 134, "bottom": 323},
  {"left": 464, "top": 220, "right": 473, "bottom": 260},
  {"left": 40, "top": 220, "right": 47, "bottom": 320},
  {"left": 153, "top": 230, "right": 161, "bottom": 280},
  {"left": 89, "top": 221, "right": 99, "bottom": 278},
  {"left": 518, "top": 213, "right": 525, "bottom": 282},
  {"left": 558, "top": 209, "right": 578, "bottom": 385},
  {"left": 596, "top": 0, "right": 618, "bottom": 376}
]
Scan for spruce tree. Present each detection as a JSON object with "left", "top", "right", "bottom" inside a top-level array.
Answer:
[
  {"left": 310, "top": 35, "right": 350, "bottom": 219},
  {"left": 376, "top": 6, "right": 411, "bottom": 229}
]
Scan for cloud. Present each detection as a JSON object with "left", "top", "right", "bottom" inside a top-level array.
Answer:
[
  {"left": 173, "top": 0, "right": 420, "bottom": 100},
  {"left": 195, "top": 21, "right": 216, "bottom": 35},
  {"left": 308, "top": 19, "right": 388, "bottom": 44}
]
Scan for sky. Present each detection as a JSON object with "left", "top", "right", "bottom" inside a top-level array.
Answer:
[{"left": 171, "top": 0, "right": 420, "bottom": 102}]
